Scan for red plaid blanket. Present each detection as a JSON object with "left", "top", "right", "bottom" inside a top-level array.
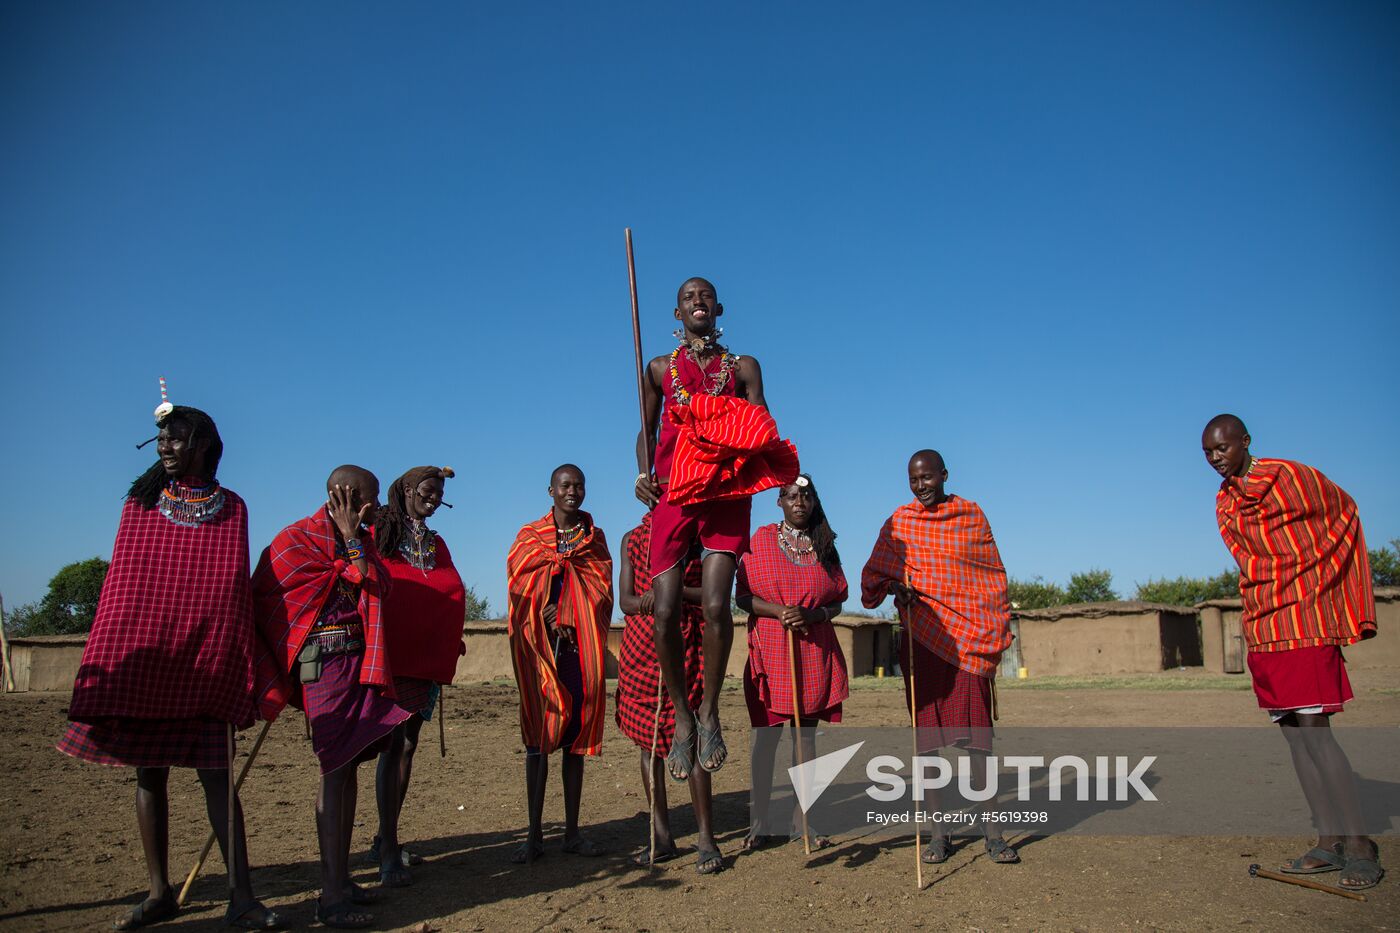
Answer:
[
  {"left": 861, "top": 497, "right": 1011, "bottom": 678},
  {"left": 1216, "top": 458, "right": 1376, "bottom": 651},
  {"left": 67, "top": 491, "right": 258, "bottom": 729},
  {"left": 664, "top": 395, "right": 799, "bottom": 507},
  {"left": 251, "top": 507, "right": 392, "bottom": 721}
]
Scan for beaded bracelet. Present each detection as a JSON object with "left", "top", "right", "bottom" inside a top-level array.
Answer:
[{"left": 345, "top": 538, "right": 364, "bottom": 560}]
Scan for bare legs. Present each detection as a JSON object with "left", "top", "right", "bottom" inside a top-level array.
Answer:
[
  {"left": 746, "top": 721, "right": 819, "bottom": 847},
  {"left": 514, "top": 749, "right": 594, "bottom": 862},
  {"left": 371, "top": 727, "right": 406, "bottom": 879},
  {"left": 637, "top": 748, "right": 715, "bottom": 859},
  {"left": 652, "top": 553, "right": 737, "bottom": 776},
  {"left": 1278, "top": 712, "right": 1377, "bottom": 882},
  {"left": 316, "top": 763, "right": 372, "bottom": 921}
]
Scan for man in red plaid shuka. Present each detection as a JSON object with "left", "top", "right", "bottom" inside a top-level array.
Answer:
[
  {"left": 252, "top": 466, "right": 412, "bottom": 928},
  {"left": 58, "top": 404, "right": 281, "bottom": 931},
  {"left": 634, "top": 276, "right": 799, "bottom": 787},
  {"left": 860, "top": 449, "right": 1018, "bottom": 866}
]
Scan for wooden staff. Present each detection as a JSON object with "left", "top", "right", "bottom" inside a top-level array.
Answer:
[
  {"left": 626, "top": 227, "right": 666, "bottom": 868},
  {"left": 438, "top": 688, "right": 447, "bottom": 758},
  {"left": 1249, "top": 863, "right": 1367, "bottom": 901},
  {"left": 0, "top": 593, "right": 13, "bottom": 693},
  {"left": 903, "top": 575, "right": 923, "bottom": 890},
  {"left": 178, "top": 719, "right": 272, "bottom": 906},
  {"left": 788, "top": 625, "right": 810, "bottom": 856}
]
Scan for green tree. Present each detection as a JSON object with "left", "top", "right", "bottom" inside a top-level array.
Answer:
[
  {"left": 1370, "top": 539, "right": 1400, "bottom": 588},
  {"left": 464, "top": 585, "right": 492, "bottom": 620},
  {"left": 1007, "top": 576, "right": 1067, "bottom": 610},
  {"left": 1134, "top": 570, "right": 1240, "bottom": 606},
  {"left": 5, "top": 557, "right": 109, "bottom": 636},
  {"left": 1065, "top": 568, "right": 1117, "bottom": 604}
]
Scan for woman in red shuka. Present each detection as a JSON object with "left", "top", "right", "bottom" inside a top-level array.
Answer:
[
  {"left": 370, "top": 466, "right": 466, "bottom": 870},
  {"left": 736, "top": 474, "right": 849, "bottom": 851}
]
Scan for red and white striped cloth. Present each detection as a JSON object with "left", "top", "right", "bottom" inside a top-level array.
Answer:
[{"left": 664, "top": 395, "right": 799, "bottom": 507}]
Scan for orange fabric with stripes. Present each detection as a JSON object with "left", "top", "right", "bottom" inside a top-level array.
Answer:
[
  {"left": 506, "top": 513, "right": 614, "bottom": 755},
  {"left": 1216, "top": 458, "right": 1376, "bottom": 652},
  {"left": 860, "top": 497, "right": 1012, "bottom": 678},
  {"left": 664, "top": 394, "right": 800, "bottom": 507}
]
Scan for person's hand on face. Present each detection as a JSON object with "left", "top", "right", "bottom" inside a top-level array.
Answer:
[{"left": 327, "top": 484, "right": 373, "bottom": 542}]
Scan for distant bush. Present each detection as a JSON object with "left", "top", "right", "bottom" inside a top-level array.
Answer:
[
  {"left": 5, "top": 557, "right": 109, "bottom": 636},
  {"left": 1065, "top": 569, "right": 1117, "bottom": 604},
  {"left": 1371, "top": 539, "right": 1400, "bottom": 588},
  {"left": 1134, "top": 570, "right": 1240, "bottom": 607},
  {"left": 1007, "top": 576, "right": 1067, "bottom": 610},
  {"left": 464, "top": 585, "right": 492, "bottom": 621}
]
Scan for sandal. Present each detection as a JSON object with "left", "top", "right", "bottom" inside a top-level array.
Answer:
[
  {"left": 696, "top": 846, "right": 725, "bottom": 875},
  {"left": 985, "top": 837, "right": 1020, "bottom": 864},
  {"left": 346, "top": 883, "right": 379, "bottom": 906},
  {"left": 1340, "top": 856, "right": 1385, "bottom": 890},
  {"left": 510, "top": 839, "right": 544, "bottom": 864},
  {"left": 633, "top": 844, "right": 680, "bottom": 867},
  {"left": 561, "top": 836, "right": 605, "bottom": 857},
  {"left": 1280, "top": 844, "right": 1345, "bottom": 875},
  {"left": 114, "top": 889, "right": 178, "bottom": 930},
  {"left": 740, "top": 832, "right": 782, "bottom": 853},
  {"left": 377, "top": 864, "right": 412, "bottom": 888},
  {"left": 921, "top": 836, "right": 953, "bottom": 864},
  {"left": 696, "top": 719, "right": 727, "bottom": 774},
  {"left": 224, "top": 901, "right": 285, "bottom": 930},
  {"left": 314, "top": 899, "right": 373, "bottom": 929},
  {"left": 666, "top": 724, "right": 697, "bottom": 783},
  {"left": 368, "top": 835, "right": 423, "bottom": 868}
]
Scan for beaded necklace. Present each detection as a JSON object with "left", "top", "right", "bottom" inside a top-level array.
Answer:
[
  {"left": 158, "top": 480, "right": 226, "bottom": 527},
  {"left": 668, "top": 345, "right": 739, "bottom": 406},
  {"left": 556, "top": 521, "right": 587, "bottom": 554},
  {"left": 777, "top": 520, "right": 816, "bottom": 564},
  {"left": 399, "top": 520, "right": 438, "bottom": 572}
]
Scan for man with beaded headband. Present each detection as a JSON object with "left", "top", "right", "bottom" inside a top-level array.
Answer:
[
  {"left": 58, "top": 383, "right": 282, "bottom": 930},
  {"left": 635, "top": 277, "right": 798, "bottom": 784},
  {"left": 370, "top": 465, "right": 466, "bottom": 870}
]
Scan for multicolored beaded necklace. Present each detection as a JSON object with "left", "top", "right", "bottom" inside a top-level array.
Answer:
[
  {"left": 158, "top": 480, "right": 225, "bottom": 527},
  {"left": 399, "top": 520, "right": 438, "bottom": 572},
  {"left": 777, "top": 520, "right": 816, "bottom": 564},
  {"left": 668, "top": 345, "right": 738, "bottom": 406},
  {"left": 556, "top": 521, "right": 587, "bottom": 554}
]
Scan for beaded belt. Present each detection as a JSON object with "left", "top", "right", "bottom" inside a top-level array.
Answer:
[{"left": 308, "top": 625, "right": 365, "bottom": 656}]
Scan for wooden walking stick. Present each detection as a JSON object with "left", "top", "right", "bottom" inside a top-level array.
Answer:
[
  {"left": 788, "top": 625, "right": 811, "bottom": 856},
  {"left": 438, "top": 688, "right": 447, "bottom": 758},
  {"left": 225, "top": 724, "right": 237, "bottom": 898},
  {"left": 1249, "top": 863, "right": 1367, "bottom": 901},
  {"left": 903, "top": 575, "right": 923, "bottom": 890},
  {"left": 178, "top": 719, "right": 272, "bottom": 906},
  {"left": 625, "top": 227, "right": 667, "bottom": 869},
  {"left": 0, "top": 593, "right": 14, "bottom": 693}
]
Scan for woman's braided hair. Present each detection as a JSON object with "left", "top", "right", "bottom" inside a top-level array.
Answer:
[
  {"left": 126, "top": 406, "right": 223, "bottom": 509},
  {"left": 375, "top": 465, "right": 455, "bottom": 557}
]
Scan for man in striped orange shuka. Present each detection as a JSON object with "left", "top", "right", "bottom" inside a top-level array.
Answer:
[
  {"left": 1203, "top": 414, "right": 1382, "bottom": 890},
  {"left": 506, "top": 464, "right": 613, "bottom": 864},
  {"left": 860, "top": 449, "right": 1019, "bottom": 865}
]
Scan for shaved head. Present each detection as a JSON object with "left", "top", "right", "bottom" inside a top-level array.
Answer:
[
  {"left": 677, "top": 277, "right": 718, "bottom": 303},
  {"left": 908, "top": 449, "right": 946, "bottom": 472},
  {"left": 551, "top": 463, "right": 585, "bottom": 485},
  {"left": 1204, "top": 413, "right": 1248, "bottom": 439},
  {"left": 327, "top": 464, "right": 377, "bottom": 492}
]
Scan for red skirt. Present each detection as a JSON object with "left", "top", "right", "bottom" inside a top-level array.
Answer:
[
  {"left": 1247, "top": 645, "right": 1353, "bottom": 715},
  {"left": 649, "top": 494, "right": 751, "bottom": 577},
  {"left": 304, "top": 652, "right": 412, "bottom": 774},
  {"left": 743, "top": 670, "right": 842, "bottom": 726},
  {"left": 903, "top": 639, "right": 993, "bottom": 753},
  {"left": 58, "top": 718, "right": 230, "bottom": 769}
]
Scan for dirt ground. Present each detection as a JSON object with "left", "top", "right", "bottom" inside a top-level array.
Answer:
[{"left": 1, "top": 671, "right": 1395, "bottom": 932}]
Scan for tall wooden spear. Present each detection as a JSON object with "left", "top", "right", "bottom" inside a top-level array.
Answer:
[
  {"left": 788, "top": 626, "right": 811, "bottom": 856},
  {"left": 177, "top": 719, "right": 273, "bottom": 906},
  {"left": 904, "top": 573, "right": 923, "bottom": 890},
  {"left": 626, "top": 228, "right": 666, "bottom": 868}
]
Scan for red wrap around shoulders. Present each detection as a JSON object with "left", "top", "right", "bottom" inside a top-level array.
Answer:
[{"left": 376, "top": 530, "right": 467, "bottom": 684}]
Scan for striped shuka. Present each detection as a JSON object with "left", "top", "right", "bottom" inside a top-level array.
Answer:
[
  {"left": 860, "top": 497, "right": 1012, "bottom": 678},
  {"left": 251, "top": 507, "right": 394, "bottom": 721},
  {"left": 664, "top": 395, "right": 800, "bottom": 507},
  {"left": 506, "top": 513, "right": 613, "bottom": 756},
  {"left": 614, "top": 513, "right": 704, "bottom": 755},
  {"left": 736, "top": 523, "right": 850, "bottom": 721},
  {"left": 1216, "top": 458, "right": 1376, "bottom": 652}
]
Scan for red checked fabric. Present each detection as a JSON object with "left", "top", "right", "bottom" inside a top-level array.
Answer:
[
  {"left": 251, "top": 507, "right": 393, "bottom": 721},
  {"left": 1216, "top": 458, "right": 1376, "bottom": 652},
  {"left": 860, "top": 497, "right": 1012, "bottom": 678},
  {"left": 736, "top": 524, "right": 850, "bottom": 718},
  {"left": 614, "top": 513, "right": 705, "bottom": 754},
  {"left": 66, "top": 491, "right": 259, "bottom": 730},
  {"left": 506, "top": 513, "right": 613, "bottom": 756},
  {"left": 664, "top": 394, "right": 800, "bottom": 507}
]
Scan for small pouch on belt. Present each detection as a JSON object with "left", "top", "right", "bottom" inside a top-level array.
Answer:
[{"left": 296, "top": 640, "right": 324, "bottom": 685}]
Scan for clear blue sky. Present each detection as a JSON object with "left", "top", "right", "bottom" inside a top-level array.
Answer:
[{"left": 3, "top": 1, "right": 1397, "bottom": 617}]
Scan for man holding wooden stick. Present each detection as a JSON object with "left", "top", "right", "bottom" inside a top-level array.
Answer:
[
  {"left": 58, "top": 388, "right": 282, "bottom": 930},
  {"left": 634, "top": 276, "right": 799, "bottom": 783},
  {"left": 860, "top": 449, "right": 1018, "bottom": 866}
]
